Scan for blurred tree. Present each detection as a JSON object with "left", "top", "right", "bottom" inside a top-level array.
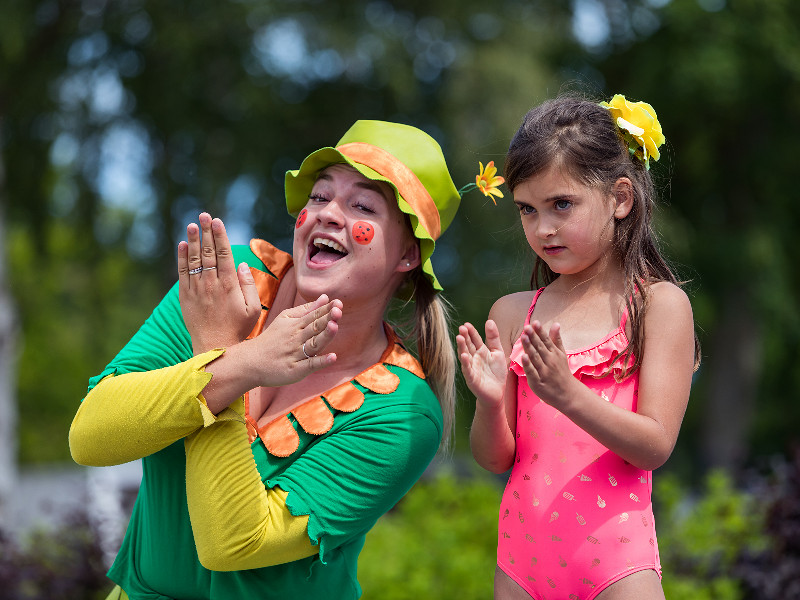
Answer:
[
  {"left": 3, "top": 0, "right": 798, "bottom": 482},
  {"left": 591, "top": 0, "right": 800, "bottom": 473},
  {"left": 1, "top": 0, "right": 573, "bottom": 466}
]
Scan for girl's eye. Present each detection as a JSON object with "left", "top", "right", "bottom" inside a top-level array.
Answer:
[
  {"left": 518, "top": 204, "right": 535, "bottom": 216},
  {"left": 554, "top": 199, "right": 572, "bottom": 210},
  {"left": 308, "top": 193, "right": 329, "bottom": 204}
]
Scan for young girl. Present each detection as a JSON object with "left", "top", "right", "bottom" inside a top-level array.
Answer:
[{"left": 458, "top": 95, "right": 700, "bottom": 600}]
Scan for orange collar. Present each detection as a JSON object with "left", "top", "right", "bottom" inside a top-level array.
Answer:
[{"left": 244, "top": 239, "right": 425, "bottom": 457}]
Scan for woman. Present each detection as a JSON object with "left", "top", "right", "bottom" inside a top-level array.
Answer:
[{"left": 69, "top": 120, "right": 463, "bottom": 599}]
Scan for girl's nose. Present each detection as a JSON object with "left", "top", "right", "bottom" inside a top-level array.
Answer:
[{"left": 537, "top": 218, "right": 556, "bottom": 238}]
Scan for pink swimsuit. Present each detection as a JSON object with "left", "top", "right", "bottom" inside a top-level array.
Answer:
[{"left": 497, "top": 289, "right": 660, "bottom": 600}]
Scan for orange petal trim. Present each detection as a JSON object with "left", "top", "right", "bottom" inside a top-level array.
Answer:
[
  {"left": 258, "top": 416, "right": 300, "bottom": 458},
  {"left": 337, "top": 142, "right": 441, "bottom": 240},
  {"left": 324, "top": 382, "right": 365, "bottom": 413},
  {"left": 292, "top": 396, "right": 334, "bottom": 435},
  {"left": 383, "top": 345, "right": 426, "bottom": 379},
  {"left": 247, "top": 239, "right": 294, "bottom": 340},
  {"left": 355, "top": 364, "right": 400, "bottom": 394},
  {"left": 238, "top": 241, "right": 428, "bottom": 456}
]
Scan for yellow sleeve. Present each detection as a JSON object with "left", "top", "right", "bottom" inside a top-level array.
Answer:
[
  {"left": 69, "top": 349, "right": 244, "bottom": 466},
  {"left": 184, "top": 417, "right": 318, "bottom": 571}
]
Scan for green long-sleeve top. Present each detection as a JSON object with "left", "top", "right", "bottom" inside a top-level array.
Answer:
[{"left": 69, "top": 240, "right": 443, "bottom": 600}]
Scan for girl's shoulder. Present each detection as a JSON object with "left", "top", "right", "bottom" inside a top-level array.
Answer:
[
  {"left": 644, "top": 281, "right": 692, "bottom": 316},
  {"left": 488, "top": 291, "right": 537, "bottom": 355}
]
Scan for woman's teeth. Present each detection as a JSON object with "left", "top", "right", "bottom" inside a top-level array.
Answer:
[{"left": 313, "top": 237, "right": 347, "bottom": 255}]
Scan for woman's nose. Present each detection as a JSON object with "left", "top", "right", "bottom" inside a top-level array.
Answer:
[{"left": 316, "top": 199, "right": 345, "bottom": 227}]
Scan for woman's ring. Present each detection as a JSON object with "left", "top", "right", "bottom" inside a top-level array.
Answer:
[
  {"left": 302, "top": 341, "right": 314, "bottom": 359},
  {"left": 202, "top": 266, "right": 217, "bottom": 271},
  {"left": 189, "top": 267, "right": 202, "bottom": 275}
]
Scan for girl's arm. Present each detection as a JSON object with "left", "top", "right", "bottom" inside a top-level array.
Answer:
[
  {"left": 459, "top": 293, "right": 529, "bottom": 474},
  {"left": 520, "top": 281, "right": 695, "bottom": 471}
]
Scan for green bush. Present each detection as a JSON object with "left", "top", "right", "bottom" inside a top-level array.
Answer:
[{"left": 359, "top": 468, "right": 501, "bottom": 600}]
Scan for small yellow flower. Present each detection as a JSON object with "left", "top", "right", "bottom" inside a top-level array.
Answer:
[
  {"left": 601, "top": 94, "right": 665, "bottom": 168},
  {"left": 476, "top": 161, "right": 505, "bottom": 204}
]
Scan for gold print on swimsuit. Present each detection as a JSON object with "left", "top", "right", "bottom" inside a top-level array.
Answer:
[
  {"left": 591, "top": 558, "right": 600, "bottom": 568},
  {"left": 618, "top": 512, "right": 629, "bottom": 523},
  {"left": 639, "top": 475, "right": 647, "bottom": 483},
  {"left": 547, "top": 576, "right": 557, "bottom": 588},
  {"left": 525, "top": 533, "right": 535, "bottom": 543},
  {"left": 569, "top": 595, "right": 580, "bottom": 600},
  {"left": 531, "top": 556, "right": 538, "bottom": 566},
  {"left": 629, "top": 492, "right": 640, "bottom": 502},
  {"left": 503, "top": 531, "right": 511, "bottom": 539},
  {"left": 586, "top": 535, "right": 600, "bottom": 545},
  {"left": 527, "top": 410, "right": 532, "bottom": 420},
  {"left": 531, "top": 431, "right": 539, "bottom": 439},
  {"left": 562, "top": 491, "right": 576, "bottom": 501},
  {"left": 502, "top": 508, "right": 509, "bottom": 520},
  {"left": 509, "top": 552, "right": 515, "bottom": 564},
  {"left": 531, "top": 452, "right": 539, "bottom": 463},
  {"left": 518, "top": 511, "right": 525, "bottom": 523},
  {"left": 549, "top": 511, "right": 559, "bottom": 523},
  {"left": 576, "top": 512, "right": 586, "bottom": 525},
  {"left": 555, "top": 429, "right": 564, "bottom": 437},
  {"left": 550, "top": 535, "right": 562, "bottom": 541},
  {"left": 544, "top": 473, "right": 553, "bottom": 485},
  {"left": 641, "top": 515, "right": 648, "bottom": 527},
  {"left": 608, "top": 474, "right": 618, "bottom": 486},
  {"left": 581, "top": 577, "right": 597, "bottom": 588},
  {"left": 597, "top": 495, "right": 606, "bottom": 508},
  {"left": 559, "top": 555, "right": 567, "bottom": 567},
  {"left": 533, "top": 495, "right": 540, "bottom": 507},
  {"left": 523, "top": 474, "right": 531, "bottom": 480},
  {"left": 559, "top": 450, "right": 567, "bottom": 463},
  {"left": 579, "top": 474, "right": 592, "bottom": 481},
  {"left": 619, "top": 536, "right": 631, "bottom": 543},
  {"left": 513, "top": 490, "right": 520, "bottom": 500}
]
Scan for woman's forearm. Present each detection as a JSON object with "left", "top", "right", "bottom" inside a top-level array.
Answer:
[
  {"left": 184, "top": 416, "right": 318, "bottom": 571},
  {"left": 69, "top": 349, "right": 241, "bottom": 466}
]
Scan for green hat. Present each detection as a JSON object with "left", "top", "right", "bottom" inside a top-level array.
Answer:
[{"left": 285, "top": 120, "right": 461, "bottom": 294}]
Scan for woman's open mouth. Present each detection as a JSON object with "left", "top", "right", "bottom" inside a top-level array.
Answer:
[{"left": 308, "top": 237, "right": 349, "bottom": 265}]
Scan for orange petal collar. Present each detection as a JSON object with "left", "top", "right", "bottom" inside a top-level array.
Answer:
[{"left": 243, "top": 239, "right": 425, "bottom": 458}]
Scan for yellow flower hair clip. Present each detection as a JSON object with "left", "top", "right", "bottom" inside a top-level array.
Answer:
[
  {"left": 600, "top": 94, "right": 665, "bottom": 170},
  {"left": 459, "top": 160, "right": 505, "bottom": 205}
]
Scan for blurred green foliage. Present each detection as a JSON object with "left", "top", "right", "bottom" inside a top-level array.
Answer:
[
  {"left": 1, "top": 0, "right": 799, "bottom": 478},
  {"left": 359, "top": 470, "right": 500, "bottom": 599}
]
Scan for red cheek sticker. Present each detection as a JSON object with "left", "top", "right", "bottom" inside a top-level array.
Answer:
[
  {"left": 352, "top": 221, "right": 374, "bottom": 245},
  {"left": 295, "top": 208, "right": 307, "bottom": 229}
]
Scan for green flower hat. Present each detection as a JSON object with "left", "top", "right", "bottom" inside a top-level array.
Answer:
[{"left": 285, "top": 120, "right": 461, "bottom": 294}]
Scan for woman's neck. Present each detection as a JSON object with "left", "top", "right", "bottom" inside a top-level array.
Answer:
[{"left": 291, "top": 289, "right": 391, "bottom": 371}]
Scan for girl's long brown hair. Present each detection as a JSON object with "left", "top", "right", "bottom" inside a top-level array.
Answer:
[{"left": 505, "top": 95, "right": 700, "bottom": 378}]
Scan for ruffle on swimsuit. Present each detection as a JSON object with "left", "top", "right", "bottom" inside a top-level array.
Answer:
[
  {"left": 242, "top": 239, "right": 426, "bottom": 458},
  {"left": 509, "top": 288, "right": 634, "bottom": 381}
]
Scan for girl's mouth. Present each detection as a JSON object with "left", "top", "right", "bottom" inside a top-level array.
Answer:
[
  {"left": 543, "top": 245, "right": 565, "bottom": 256},
  {"left": 308, "top": 237, "right": 348, "bottom": 265}
]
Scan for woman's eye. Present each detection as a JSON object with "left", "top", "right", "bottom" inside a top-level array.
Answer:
[
  {"left": 354, "top": 202, "right": 375, "bottom": 214},
  {"left": 308, "top": 194, "right": 329, "bottom": 204}
]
